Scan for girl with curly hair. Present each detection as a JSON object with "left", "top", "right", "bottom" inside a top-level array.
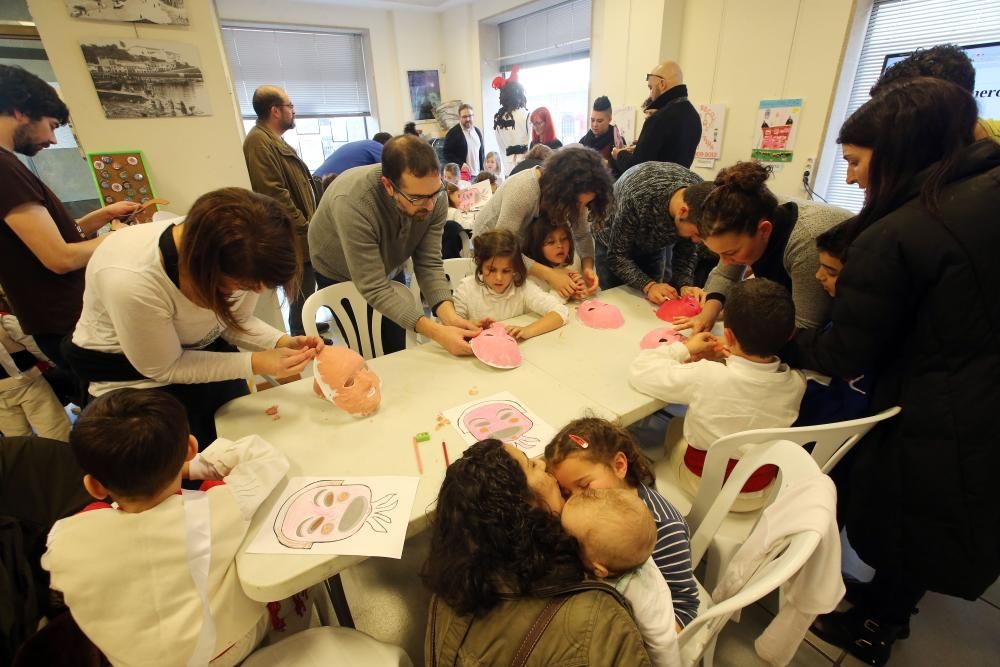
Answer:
[
  {"left": 472, "top": 146, "right": 613, "bottom": 299},
  {"left": 423, "top": 438, "right": 651, "bottom": 665}
]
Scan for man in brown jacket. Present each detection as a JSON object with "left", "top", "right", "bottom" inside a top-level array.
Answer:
[{"left": 243, "top": 85, "right": 319, "bottom": 336}]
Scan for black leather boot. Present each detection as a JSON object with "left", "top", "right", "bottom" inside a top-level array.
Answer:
[
  {"left": 811, "top": 606, "right": 909, "bottom": 666},
  {"left": 842, "top": 577, "right": 914, "bottom": 639}
]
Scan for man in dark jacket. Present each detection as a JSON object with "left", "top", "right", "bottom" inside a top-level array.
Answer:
[
  {"left": 442, "top": 104, "right": 485, "bottom": 174},
  {"left": 611, "top": 61, "right": 701, "bottom": 174}
]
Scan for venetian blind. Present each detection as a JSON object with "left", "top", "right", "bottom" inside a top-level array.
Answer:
[{"left": 498, "top": 0, "right": 592, "bottom": 67}]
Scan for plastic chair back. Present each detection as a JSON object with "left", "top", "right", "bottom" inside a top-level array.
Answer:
[
  {"left": 241, "top": 626, "right": 413, "bottom": 666},
  {"left": 442, "top": 257, "right": 475, "bottom": 294},
  {"left": 301, "top": 283, "right": 385, "bottom": 359}
]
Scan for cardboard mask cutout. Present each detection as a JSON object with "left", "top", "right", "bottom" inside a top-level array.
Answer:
[
  {"left": 655, "top": 295, "right": 702, "bottom": 322},
  {"left": 578, "top": 299, "right": 625, "bottom": 329},
  {"left": 312, "top": 346, "right": 382, "bottom": 416},
  {"left": 640, "top": 326, "right": 689, "bottom": 349},
  {"left": 470, "top": 324, "right": 522, "bottom": 369}
]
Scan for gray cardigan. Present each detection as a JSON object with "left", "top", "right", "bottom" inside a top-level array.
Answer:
[{"left": 307, "top": 165, "right": 452, "bottom": 330}]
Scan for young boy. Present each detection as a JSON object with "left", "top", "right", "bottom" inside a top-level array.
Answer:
[
  {"left": 561, "top": 488, "right": 682, "bottom": 667},
  {"left": 42, "top": 389, "right": 289, "bottom": 666},
  {"left": 629, "top": 278, "right": 806, "bottom": 501}
]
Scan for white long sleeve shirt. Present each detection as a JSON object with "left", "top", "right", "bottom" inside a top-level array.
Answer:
[
  {"left": 73, "top": 220, "right": 284, "bottom": 395},
  {"left": 615, "top": 556, "right": 682, "bottom": 667},
  {"left": 43, "top": 435, "right": 290, "bottom": 667},
  {"left": 629, "top": 343, "right": 806, "bottom": 450},
  {"left": 452, "top": 275, "right": 569, "bottom": 323}
]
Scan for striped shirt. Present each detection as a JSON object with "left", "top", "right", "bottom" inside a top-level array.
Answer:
[{"left": 637, "top": 482, "right": 700, "bottom": 627}]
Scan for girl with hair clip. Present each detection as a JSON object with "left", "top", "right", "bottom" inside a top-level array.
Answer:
[
  {"left": 545, "top": 417, "right": 699, "bottom": 630},
  {"left": 783, "top": 77, "right": 1000, "bottom": 666},
  {"left": 492, "top": 66, "right": 530, "bottom": 174},
  {"left": 671, "top": 161, "right": 853, "bottom": 334},
  {"left": 64, "top": 187, "right": 322, "bottom": 446},
  {"left": 523, "top": 215, "right": 583, "bottom": 300},
  {"left": 529, "top": 107, "right": 563, "bottom": 149},
  {"left": 452, "top": 229, "right": 567, "bottom": 340}
]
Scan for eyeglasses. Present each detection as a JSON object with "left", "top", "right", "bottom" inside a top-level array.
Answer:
[
  {"left": 279, "top": 103, "right": 295, "bottom": 110},
  {"left": 389, "top": 179, "right": 445, "bottom": 205},
  {"left": 645, "top": 74, "right": 664, "bottom": 82}
]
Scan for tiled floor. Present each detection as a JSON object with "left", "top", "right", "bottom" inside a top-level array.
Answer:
[{"left": 336, "top": 412, "right": 1000, "bottom": 667}]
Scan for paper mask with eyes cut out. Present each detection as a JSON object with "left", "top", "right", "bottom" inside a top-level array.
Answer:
[
  {"left": 273, "top": 480, "right": 398, "bottom": 549},
  {"left": 470, "top": 323, "right": 522, "bottom": 369},
  {"left": 655, "top": 295, "right": 702, "bottom": 322},
  {"left": 458, "top": 399, "right": 539, "bottom": 451},
  {"left": 577, "top": 299, "right": 625, "bottom": 329},
  {"left": 312, "top": 346, "right": 382, "bottom": 417},
  {"left": 639, "top": 326, "right": 689, "bottom": 349}
]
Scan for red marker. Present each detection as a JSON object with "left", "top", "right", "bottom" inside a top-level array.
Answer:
[{"left": 441, "top": 441, "right": 450, "bottom": 466}]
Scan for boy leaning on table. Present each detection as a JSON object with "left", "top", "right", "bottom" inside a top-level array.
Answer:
[{"left": 42, "top": 388, "right": 289, "bottom": 667}]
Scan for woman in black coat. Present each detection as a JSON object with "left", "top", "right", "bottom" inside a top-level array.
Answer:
[{"left": 784, "top": 78, "right": 1000, "bottom": 665}]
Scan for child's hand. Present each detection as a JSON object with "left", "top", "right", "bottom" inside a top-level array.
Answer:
[
  {"left": 685, "top": 332, "right": 727, "bottom": 361},
  {"left": 477, "top": 317, "right": 495, "bottom": 330},
  {"left": 507, "top": 325, "right": 527, "bottom": 340}
]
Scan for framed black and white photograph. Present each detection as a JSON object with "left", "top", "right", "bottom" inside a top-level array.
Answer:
[
  {"left": 80, "top": 39, "right": 212, "bottom": 119},
  {"left": 66, "top": 0, "right": 189, "bottom": 26}
]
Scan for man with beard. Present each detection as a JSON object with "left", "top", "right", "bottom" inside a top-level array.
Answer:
[
  {"left": 579, "top": 96, "right": 624, "bottom": 162},
  {"left": 610, "top": 61, "right": 701, "bottom": 174},
  {"left": 308, "top": 135, "right": 480, "bottom": 355},
  {"left": 443, "top": 103, "right": 485, "bottom": 175},
  {"left": 243, "top": 85, "right": 318, "bottom": 336},
  {"left": 0, "top": 65, "right": 138, "bottom": 366}
]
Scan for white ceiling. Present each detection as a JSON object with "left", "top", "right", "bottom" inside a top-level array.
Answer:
[{"left": 302, "top": 0, "right": 475, "bottom": 11}]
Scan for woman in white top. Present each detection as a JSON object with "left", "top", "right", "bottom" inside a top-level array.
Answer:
[
  {"left": 65, "top": 187, "right": 321, "bottom": 445},
  {"left": 453, "top": 230, "right": 568, "bottom": 341},
  {"left": 473, "top": 147, "right": 613, "bottom": 300}
]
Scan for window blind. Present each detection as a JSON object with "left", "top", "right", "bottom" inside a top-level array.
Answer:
[
  {"left": 821, "top": 0, "right": 1000, "bottom": 212},
  {"left": 498, "top": 0, "right": 592, "bottom": 67},
  {"left": 221, "top": 25, "right": 371, "bottom": 117}
]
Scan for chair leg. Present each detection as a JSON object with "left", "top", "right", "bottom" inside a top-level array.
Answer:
[
  {"left": 324, "top": 574, "right": 356, "bottom": 628},
  {"left": 703, "top": 633, "right": 718, "bottom": 667}
]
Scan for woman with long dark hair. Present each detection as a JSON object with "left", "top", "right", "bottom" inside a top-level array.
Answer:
[
  {"left": 784, "top": 78, "right": 1000, "bottom": 665},
  {"left": 65, "top": 188, "right": 322, "bottom": 445},
  {"left": 473, "top": 146, "right": 613, "bottom": 298},
  {"left": 422, "top": 439, "right": 650, "bottom": 665}
]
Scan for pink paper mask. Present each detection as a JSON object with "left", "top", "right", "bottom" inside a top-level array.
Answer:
[
  {"left": 639, "top": 326, "right": 688, "bottom": 349},
  {"left": 458, "top": 399, "right": 539, "bottom": 450},
  {"left": 655, "top": 296, "right": 702, "bottom": 322},
  {"left": 273, "top": 480, "right": 398, "bottom": 549},
  {"left": 312, "top": 346, "right": 382, "bottom": 417},
  {"left": 470, "top": 324, "right": 522, "bottom": 369},
  {"left": 578, "top": 300, "right": 624, "bottom": 329}
]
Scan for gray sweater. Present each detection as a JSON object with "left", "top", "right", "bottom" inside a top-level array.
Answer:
[
  {"left": 473, "top": 167, "right": 595, "bottom": 265},
  {"left": 307, "top": 165, "right": 452, "bottom": 330},
  {"left": 703, "top": 199, "right": 852, "bottom": 330}
]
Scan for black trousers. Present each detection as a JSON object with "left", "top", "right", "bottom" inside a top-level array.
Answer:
[{"left": 314, "top": 270, "right": 407, "bottom": 355}]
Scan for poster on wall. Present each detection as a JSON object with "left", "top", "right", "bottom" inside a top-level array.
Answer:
[
  {"left": 80, "top": 39, "right": 212, "bottom": 119},
  {"left": 751, "top": 98, "right": 802, "bottom": 163},
  {"left": 695, "top": 103, "right": 726, "bottom": 162},
  {"left": 407, "top": 70, "right": 441, "bottom": 121},
  {"left": 66, "top": 0, "right": 189, "bottom": 26},
  {"left": 613, "top": 106, "right": 636, "bottom": 145}
]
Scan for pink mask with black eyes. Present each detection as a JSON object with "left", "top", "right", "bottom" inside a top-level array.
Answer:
[
  {"left": 312, "top": 346, "right": 382, "bottom": 417},
  {"left": 470, "top": 323, "right": 522, "bottom": 369},
  {"left": 577, "top": 299, "right": 625, "bottom": 329},
  {"left": 639, "top": 326, "right": 689, "bottom": 349},
  {"left": 274, "top": 480, "right": 398, "bottom": 549},
  {"left": 655, "top": 295, "right": 702, "bottom": 322}
]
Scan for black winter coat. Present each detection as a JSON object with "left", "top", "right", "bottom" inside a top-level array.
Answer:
[
  {"left": 611, "top": 84, "right": 701, "bottom": 174},
  {"left": 783, "top": 140, "right": 1000, "bottom": 599},
  {"left": 443, "top": 123, "right": 485, "bottom": 170}
]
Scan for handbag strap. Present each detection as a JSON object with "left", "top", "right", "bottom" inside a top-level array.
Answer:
[{"left": 510, "top": 594, "right": 571, "bottom": 667}]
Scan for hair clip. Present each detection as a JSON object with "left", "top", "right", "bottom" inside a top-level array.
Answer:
[{"left": 568, "top": 434, "right": 589, "bottom": 449}]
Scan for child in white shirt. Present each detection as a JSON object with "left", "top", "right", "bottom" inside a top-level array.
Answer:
[
  {"left": 452, "top": 229, "right": 568, "bottom": 340},
  {"left": 523, "top": 215, "right": 584, "bottom": 300},
  {"left": 629, "top": 278, "right": 806, "bottom": 504},
  {"left": 42, "top": 389, "right": 289, "bottom": 667},
  {"left": 561, "top": 488, "right": 682, "bottom": 667}
]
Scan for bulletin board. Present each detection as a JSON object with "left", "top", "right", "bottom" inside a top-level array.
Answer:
[{"left": 86, "top": 150, "right": 159, "bottom": 223}]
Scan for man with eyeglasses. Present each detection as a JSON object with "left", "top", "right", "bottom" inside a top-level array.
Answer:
[
  {"left": 443, "top": 103, "right": 485, "bottom": 175},
  {"left": 309, "top": 135, "right": 481, "bottom": 355},
  {"left": 610, "top": 61, "right": 701, "bottom": 176},
  {"left": 243, "top": 85, "right": 319, "bottom": 337}
]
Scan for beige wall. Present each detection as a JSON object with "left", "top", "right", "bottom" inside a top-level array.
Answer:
[{"left": 27, "top": 0, "right": 250, "bottom": 215}]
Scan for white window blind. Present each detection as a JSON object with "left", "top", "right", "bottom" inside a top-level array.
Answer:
[
  {"left": 821, "top": 0, "right": 1000, "bottom": 212},
  {"left": 221, "top": 25, "right": 371, "bottom": 117},
  {"left": 498, "top": 0, "right": 592, "bottom": 67}
]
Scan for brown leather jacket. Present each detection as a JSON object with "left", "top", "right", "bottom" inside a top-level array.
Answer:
[
  {"left": 426, "top": 586, "right": 652, "bottom": 666},
  {"left": 242, "top": 123, "right": 316, "bottom": 257}
]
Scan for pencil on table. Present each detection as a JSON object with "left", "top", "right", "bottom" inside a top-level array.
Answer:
[
  {"left": 413, "top": 437, "right": 424, "bottom": 474},
  {"left": 441, "top": 441, "right": 450, "bottom": 466}
]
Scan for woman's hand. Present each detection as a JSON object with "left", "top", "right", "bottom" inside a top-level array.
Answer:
[
  {"left": 251, "top": 347, "right": 316, "bottom": 377},
  {"left": 277, "top": 335, "right": 325, "bottom": 352},
  {"left": 680, "top": 286, "right": 706, "bottom": 305},
  {"left": 673, "top": 299, "right": 723, "bottom": 334},
  {"left": 581, "top": 267, "right": 599, "bottom": 296},
  {"left": 547, "top": 267, "right": 583, "bottom": 299}
]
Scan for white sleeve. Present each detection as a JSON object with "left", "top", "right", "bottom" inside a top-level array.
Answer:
[
  {"left": 200, "top": 435, "right": 290, "bottom": 520},
  {"left": 522, "top": 281, "right": 568, "bottom": 323},
  {"left": 0, "top": 314, "right": 47, "bottom": 361},
  {"left": 624, "top": 558, "right": 682, "bottom": 667},
  {"left": 452, "top": 277, "right": 474, "bottom": 320},
  {"left": 95, "top": 267, "right": 253, "bottom": 384},
  {"left": 629, "top": 343, "right": 700, "bottom": 404},
  {"left": 220, "top": 291, "right": 285, "bottom": 351}
]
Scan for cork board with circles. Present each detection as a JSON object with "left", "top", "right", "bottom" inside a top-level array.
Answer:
[{"left": 87, "top": 150, "right": 159, "bottom": 223}]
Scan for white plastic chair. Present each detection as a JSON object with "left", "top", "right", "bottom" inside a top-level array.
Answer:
[
  {"left": 301, "top": 282, "right": 385, "bottom": 359},
  {"left": 241, "top": 627, "right": 413, "bottom": 667},
  {"left": 442, "top": 257, "right": 474, "bottom": 293},
  {"left": 677, "top": 440, "right": 826, "bottom": 666}
]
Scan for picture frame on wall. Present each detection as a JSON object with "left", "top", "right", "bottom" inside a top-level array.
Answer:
[
  {"left": 407, "top": 70, "right": 441, "bottom": 121},
  {"left": 66, "top": 0, "right": 189, "bottom": 26}
]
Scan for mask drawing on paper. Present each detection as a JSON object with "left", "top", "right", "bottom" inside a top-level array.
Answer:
[
  {"left": 274, "top": 480, "right": 399, "bottom": 550},
  {"left": 470, "top": 323, "right": 522, "bottom": 369},
  {"left": 313, "top": 346, "right": 382, "bottom": 416},
  {"left": 578, "top": 299, "right": 625, "bottom": 329},
  {"left": 458, "top": 398, "right": 539, "bottom": 451}
]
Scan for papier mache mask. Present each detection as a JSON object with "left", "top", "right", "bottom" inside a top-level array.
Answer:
[
  {"left": 655, "top": 295, "right": 702, "bottom": 322},
  {"left": 639, "top": 326, "right": 689, "bottom": 349},
  {"left": 274, "top": 480, "right": 398, "bottom": 549},
  {"left": 470, "top": 323, "right": 522, "bottom": 369},
  {"left": 577, "top": 300, "right": 625, "bottom": 329},
  {"left": 312, "top": 346, "right": 382, "bottom": 417}
]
